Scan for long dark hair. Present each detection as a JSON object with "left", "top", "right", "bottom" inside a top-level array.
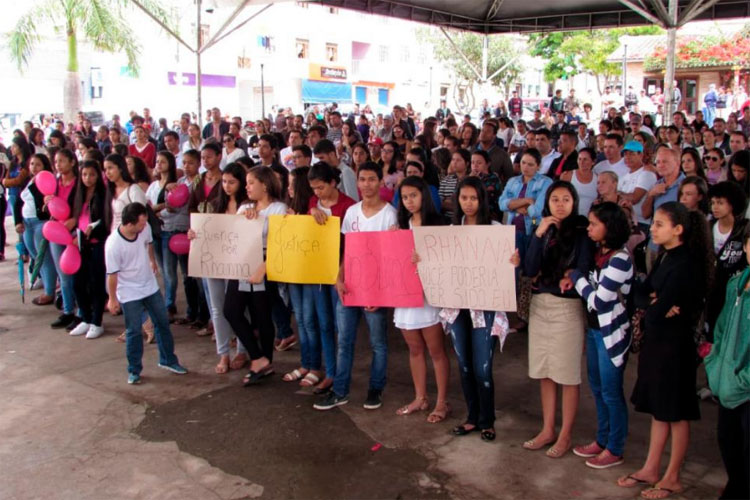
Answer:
[
  {"left": 383, "top": 140, "right": 402, "bottom": 175},
  {"left": 589, "top": 202, "right": 631, "bottom": 251},
  {"left": 11, "top": 136, "right": 32, "bottom": 168},
  {"left": 452, "top": 176, "right": 492, "bottom": 225},
  {"left": 104, "top": 153, "right": 135, "bottom": 227},
  {"left": 679, "top": 176, "right": 709, "bottom": 215},
  {"left": 214, "top": 163, "right": 248, "bottom": 213},
  {"left": 31, "top": 153, "right": 52, "bottom": 173},
  {"left": 656, "top": 201, "right": 714, "bottom": 294},
  {"left": 397, "top": 176, "right": 443, "bottom": 229},
  {"left": 73, "top": 160, "right": 106, "bottom": 221},
  {"left": 156, "top": 150, "right": 178, "bottom": 184},
  {"left": 539, "top": 180, "right": 587, "bottom": 285},
  {"left": 127, "top": 155, "right": 151, "bottom": 185},
  {"left": 55, "top": 147, "right": 79, "bottom": 176},
  {"left": 289, "top": 167, "right": 314, "bottom": 215},
  {"left": 308, "top": 161, "right": 341, "bottom": 185},
  {"left": 727, "top": 150, "right": 750, "bottom": 197},
  {"left": 681, "top": 147, "right": 706, "bottom": 180}
]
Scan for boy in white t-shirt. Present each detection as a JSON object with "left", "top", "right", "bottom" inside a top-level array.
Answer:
[
  {"left": 105, "top": 202, "right": 187, "bottom": 385},
  {"left": 313, "top": 162, "right": 397, "bottom": 411}
]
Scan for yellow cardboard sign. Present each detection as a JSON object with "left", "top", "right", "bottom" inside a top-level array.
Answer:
[{"left": 266, "top": 215, "right": 341, "bottom": 284}]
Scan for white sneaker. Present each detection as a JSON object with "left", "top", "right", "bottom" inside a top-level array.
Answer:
[
  {"left": 69, "top": 322, "right": 90, "bottom": 336},
  {"left": 86, "top": 325, "right": 104, "bottom": 339}
]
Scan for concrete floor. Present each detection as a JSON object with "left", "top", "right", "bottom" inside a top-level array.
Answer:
[{"left": 0, "top": 224, "right": 729, "bottom": 500}]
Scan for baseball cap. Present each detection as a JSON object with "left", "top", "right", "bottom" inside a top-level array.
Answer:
[
  {"left": 368, "top": 137, "right": 384, "bottom": 146},
  {"left": 623, "top": 141, "right": 644, "bottom": 153}
]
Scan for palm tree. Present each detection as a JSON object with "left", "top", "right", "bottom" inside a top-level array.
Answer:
[{"left": 7, "top": 0, "right": 172, "bottom": 123}]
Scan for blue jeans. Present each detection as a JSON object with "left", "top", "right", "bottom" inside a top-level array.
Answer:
[
  {"left": 23, "top": 217, "right": 57, "bottom": 296},
  {"left": 122, "top": 291, "right": 179, "bottom": 375},
  {"left": 305, "top": 284, "right": 338, "bottom": 379},
  {"left": 289, "top": 284, "right": 320, "bottom": 371},
  {"left": 8, "top": 194, "right": 27, "bottom": 256},
  {"left": 450, "top": 310, "right": 497, "bottom": 430},
  {"left": 154, "top": 230, "right": 189, "bottom": 313},
  {"left": 586, "top": 328, "right": 628, "bottom": 457},
  {"left": 333, "top": 302, "right": 388, "bottom": 397},
  {"left": 269, "top": 281, "right": 293, "bottom": 340},
  {"left": 50, "top": 241, "right": 76, "bottom": 315}
]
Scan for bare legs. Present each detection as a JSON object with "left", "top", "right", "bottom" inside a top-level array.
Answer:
[
  {"left": 524, "top": 378, "right": 580, "bottom": 456},
  {"left": 398, "top": 324, "right": 451, "bottom": 421},
  {"left": 618, "top": 418, "right": 689, "bottom": 496}
]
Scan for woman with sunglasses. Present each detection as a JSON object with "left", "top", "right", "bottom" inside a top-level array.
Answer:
[
  {"left": 220, "top": 133, "right": 246, "bottom": 170},
  {"left": 704, "top": 148, "right": 728, "bottom": 186}
]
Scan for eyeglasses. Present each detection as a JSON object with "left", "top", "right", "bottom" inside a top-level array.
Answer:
[
  {"left": 705, "top": 156, "right": 720, "bottom": 161},
  {"left": 223, "top": 139, "right": 233, "bottom": 143},
  {"left": 383, "top": 148, "right": 395, "bottom": 153}
]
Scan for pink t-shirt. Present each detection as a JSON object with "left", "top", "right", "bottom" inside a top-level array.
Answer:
[{"left": 57, "top": 177, "right": 76, "bottom": 205}]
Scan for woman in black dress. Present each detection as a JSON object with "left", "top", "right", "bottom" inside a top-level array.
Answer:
[{"left": 618, "top": 202, "right": 713, "bottom": 500}]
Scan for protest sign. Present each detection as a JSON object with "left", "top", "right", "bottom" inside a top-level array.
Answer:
[
  {"left": 343, "top": 230, "right": 424, "bottom": 308},
  {"left": 188, "top": 213, "right": 264, "bottom": 280},
  {"left": 412, "top": 225, "right": 516, "bottom": 311},
  {"left": 266, "top": 215, "right": 341, "bottom": 284}
]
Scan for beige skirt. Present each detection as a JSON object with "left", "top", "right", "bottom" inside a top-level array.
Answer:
[{"left": 528, "top": 293, "right": 585, "bottom": 385}]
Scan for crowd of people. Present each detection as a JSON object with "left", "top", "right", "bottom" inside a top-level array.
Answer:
[{"left": 2, "top": 88, "right": 750, "bottom": 500}]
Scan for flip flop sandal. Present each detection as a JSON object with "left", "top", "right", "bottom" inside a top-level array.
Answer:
[
  {"left": 276, "top": 338, "right": 298, "bottom": 351},
  {"left": 522, "top": 436, "right": 556, "bottom": 450},
  {"left": 640, "top": 487, "right": 681, "bottom": 499},
  {"left": 243, "top": 367, "right": 275, "bottom": 387},
  {"left": 618, "top": 474, "right": 651, "bottom": 488},
  {"left": 282, "top": 369, "right": 306, "bottom": 382},
  {"left": 451, "top": 424, "right": 479, "bottom": 436},
  {"left": 396, "top": 397, "right": 429, "bottom": 416},
  {"left": 299, "top": 372, "right": 320, "bottom": 387}
]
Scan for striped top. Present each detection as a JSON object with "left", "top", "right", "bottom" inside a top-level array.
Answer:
[{"left": 570, "top": 249, "right": 634, "bottom": 367}]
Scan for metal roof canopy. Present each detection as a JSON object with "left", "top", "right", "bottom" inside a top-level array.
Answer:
[{"left": 307, "top": 0, "right": 750, "bottom": 33}]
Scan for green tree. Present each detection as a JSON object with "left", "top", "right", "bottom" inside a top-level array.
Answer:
[
  {"left": 417, "top": 28, "right": 523, "bottom": 114},
  {"left": 529, "top": 26, "right": 663, "bottom": 93},
  {"left": 7, "top": 0, "right": 172, "bottom": 122}
]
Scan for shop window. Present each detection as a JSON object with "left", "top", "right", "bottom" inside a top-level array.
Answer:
[
  {"left": 296, "top": 39, "right": 309, "bottom": 59},
  {"left": 326, "top": 43, "right": 338, "bottom": 62}
]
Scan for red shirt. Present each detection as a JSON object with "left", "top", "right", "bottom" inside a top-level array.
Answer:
[
  {"left": 308, "top": 191, "right": 356, "bottom": 218},
  {"left": 128, "top": 142, "right": 156, "bottom": 169}
]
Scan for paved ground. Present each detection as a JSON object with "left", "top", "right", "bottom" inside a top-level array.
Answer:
[{"left": 0, "top": 223, "right": 729, "bottom": 500}]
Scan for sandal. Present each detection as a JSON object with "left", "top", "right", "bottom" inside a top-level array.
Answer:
[
  {"left": 522, "top": 435, "right": 556, "bottom": 450},
  {"left": 275, "top": 336, "right": 298, "bottom": 351},
  {"left": 243, "top": 365, "right": 275, "bottom": 386},
  {"left": 480, "top": 429, "right": 496, "bottom": 442},
  {"left": 546, "top": 443, "right": 571, "bottom": 458},
  {"left": 116, "top": 331, "right": 126, "bottom": 343},
  {"left": 215, "top": 356, "right": 230, "bottom": 374},
  {"left": 396, "top": 397, "right": 429, "bottom": 416},
  {"left": 230, "top": 353, "right": 248, "bottom": 370},
  {"left": 640, "top": 486, "right": 682, "bottom": 499},
  {"left": 427, "top": 401, "right": 451, "bottom": 423},
  {"left": 299, "top": 372, "right": 321, "bottom": 387},
  {"left": 617, "top": 474, "right": 652, "bottom": 488},
  {"left": 282, "top": 368, "right": 307, "bottom": 382}
]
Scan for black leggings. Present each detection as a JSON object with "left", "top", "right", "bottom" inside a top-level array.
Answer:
[
  {"left": 73, "top": 242, "right": 107, "bottom": 326},
  {"left": 223, "top": 280, "right": 275, "bottom": 362},
  {"left": 0, "top": 196, "right": 7, "bottom": 252}
]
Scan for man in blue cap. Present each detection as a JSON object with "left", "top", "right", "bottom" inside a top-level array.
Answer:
[{"left": 617, "top": 140, "right": 657, "bottom": 232}]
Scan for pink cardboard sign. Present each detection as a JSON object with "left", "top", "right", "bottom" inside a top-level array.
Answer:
[{"left": 343, "top": 230, "right": 424, "bottom": 308}]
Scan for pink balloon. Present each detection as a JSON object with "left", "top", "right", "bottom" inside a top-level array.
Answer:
[
  {"left": 60, "top": 244, "right": 81, "bottom": 275},
  {"left": 42, "top": 220, "right": 73, "bottom": 246},
  {"left": 36, "top": 171, "right": 57, "bottom": 196},
  {"left": 168, "top": 233, "right": 190, "bottom": 255},
  {"left": 167, "top": 184, "right": 189, "bottom": 208},
  {"left": 47, "top": 196, "right": 71, "bottom": 221}
]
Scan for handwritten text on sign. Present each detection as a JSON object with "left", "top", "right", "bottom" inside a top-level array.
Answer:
[
  {"left": 413, "top": 225, "right": 516, "bottom": 311},
  {"left": 266, "top": 215, "right": 341, "bottom": 284},
  {"left": 343, "top": 230, "right": 424, "bottom": 308},
  {"left": 188, "top": 213, "right": 264, "bottom": 280}
]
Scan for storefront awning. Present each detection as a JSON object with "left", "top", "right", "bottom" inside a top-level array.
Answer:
[{"left": 301, "top": 79, "right": 352, "bottom": 103}]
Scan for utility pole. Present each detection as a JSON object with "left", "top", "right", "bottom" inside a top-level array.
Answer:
[{"left": 196, "top": 0, "right": 203, "bottom": 128}]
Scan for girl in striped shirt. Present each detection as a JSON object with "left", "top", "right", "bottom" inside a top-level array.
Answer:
[{"left": 566, "top": 202, "right": 634, "bottom": 469}]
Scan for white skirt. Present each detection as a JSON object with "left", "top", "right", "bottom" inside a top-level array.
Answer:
[{"left": 394, "top": 303, "right": 440, "bottom": 330}]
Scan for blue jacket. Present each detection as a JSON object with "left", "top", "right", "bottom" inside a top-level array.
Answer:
[{"left": 498, "top": 173, "right": 552, "bottom": 235}]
